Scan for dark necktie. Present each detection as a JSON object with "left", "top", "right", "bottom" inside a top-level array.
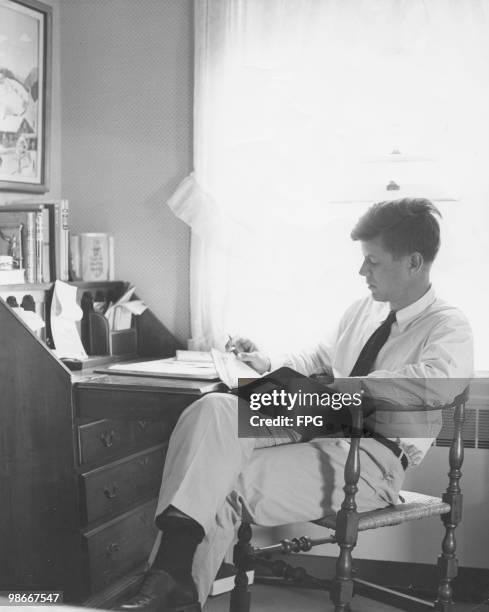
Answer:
[{"left": 349, "top": 311, "right": 396, "bottom": 376}]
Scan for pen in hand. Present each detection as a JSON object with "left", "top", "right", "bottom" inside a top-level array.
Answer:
[{"left": 227, "top": 334, "right": 239, "bottom": 355}]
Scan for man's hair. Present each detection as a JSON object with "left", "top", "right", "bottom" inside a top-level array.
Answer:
[{"left": 351, "top": 198, "right": 442, "bottom": 262}]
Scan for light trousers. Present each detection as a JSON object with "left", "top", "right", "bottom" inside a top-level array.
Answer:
[{"left": 153, "top": 392, "right": 405, "bottom": 604}]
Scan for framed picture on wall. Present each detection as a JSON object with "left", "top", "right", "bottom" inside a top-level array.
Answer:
[{"left": 0, "top": 0, "right": 52, "bottom": 193}]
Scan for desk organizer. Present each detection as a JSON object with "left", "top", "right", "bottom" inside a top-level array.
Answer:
[{"left": 88, "top": 311, "right": 137, "bottom": 356}]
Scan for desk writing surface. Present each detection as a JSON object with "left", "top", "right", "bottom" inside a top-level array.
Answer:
[{"left": 75, "top": 373, "right": 225, "bottom": 421}]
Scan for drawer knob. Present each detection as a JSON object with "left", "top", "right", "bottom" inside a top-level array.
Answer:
[
  {"left": 106, "top": 542, "right": 120, "bottom": 557},
  {"left": 100, "top": 429, "right": 116, "bottom": 448},
  {"left": 103, "top": 484, "right": 118, "bottom": 499},
  {"left": 138, "top": 420, "right": 148, "bottom": 430}
]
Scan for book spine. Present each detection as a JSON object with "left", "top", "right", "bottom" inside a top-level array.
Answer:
[
  {"left": 59, "top": 199, "right": 69, "bottom": 281},
  {"left": 69, "top": 234, "right": 81, "bottom": 281},
  {"left": 35, "top": 210, "right": 43, "bottom": 283},
  {"left": 108, "top": 234, "right": 115, "bottom": 281},
  {"left": 42, "top": 209, "right": 51, "bottom": 283},
  {"left": 48, "top": 202, "right": 59, "bottom": 281},
  {"left": 25, "top": 212, "right": 36, "bottom": 284}
]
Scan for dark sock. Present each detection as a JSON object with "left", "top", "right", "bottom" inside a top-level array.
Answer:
[{"left": 152, "top": 514, "right": 205, "bottom": 579}]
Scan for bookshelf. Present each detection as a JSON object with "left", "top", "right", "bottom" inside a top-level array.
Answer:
[
  {"left": 0, "top": 282, "right": 52, "bottom": 290},
  {"left": 0, "top": 201, "right": 69, "bottom": 285},
  {"left": 0, "top": 281, "right": 122, "bottom": 290}
]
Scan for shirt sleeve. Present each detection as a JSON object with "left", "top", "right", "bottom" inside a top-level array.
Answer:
[
  {"left": 269, "top": 338, "right": 335, "bottom": 377},
  {"left": 362, "top": 314, "right": 474, "bottom": 406}
]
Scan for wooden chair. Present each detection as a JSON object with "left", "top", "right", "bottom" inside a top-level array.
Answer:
[{"left": 229, "top": 387, "right": 469, "bottom": 612}]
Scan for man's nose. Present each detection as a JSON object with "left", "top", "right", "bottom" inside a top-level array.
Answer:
[{"left": 359, "top": 261, "right": 367, "bottom": 276}]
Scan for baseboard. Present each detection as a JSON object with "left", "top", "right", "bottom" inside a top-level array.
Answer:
[{"left": 258, "top": 554, "right": 489, "bottom": 604}]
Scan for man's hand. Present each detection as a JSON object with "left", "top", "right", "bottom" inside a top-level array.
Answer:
[{"left": 225, "top": 336, "right": 271, "bottom": 374}]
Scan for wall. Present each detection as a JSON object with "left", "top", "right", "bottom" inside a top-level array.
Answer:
[
  {"left": 0, "top": 0, "right": 62, "bottom": 205},
  {"left": 60, "top": 0, "right": 193, "bottom": 342}
]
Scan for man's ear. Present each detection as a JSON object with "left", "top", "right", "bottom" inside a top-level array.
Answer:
[{"left": 409, "top": 252, "right": 424, "bottom": 272}]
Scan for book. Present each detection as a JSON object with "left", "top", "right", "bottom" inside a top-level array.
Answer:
[
  {"left": 0, "top": 200, "right": 70, "bottom": 282},
  {"left": 59, "top": 199, "right": 69, "bottom": 281},
  {"left": 104, "top": 358, "right": 220, "bottom": 380},
  {"left": 102, "top": 349, "right": 257, "bottom": 385},
  {"left": 36, "top": 210, "right": 44, "bottom": 282},
  {"left": 69, "top": 234, "right": 81, "bottom": 280},
  {"left": 79, "top": 233, "right": 111, "bottom": 282},
  {"left": 40, "top": 200, "right": 70, "bottom": 282},
  {"left": 93, "top": 366, "right": 223, "bottom": 393},
  {"left": 0, "top": 203, "right": 48, "bottom": 282},
  {"left": 210, "top": 348, "right": 260, "bottom": 389},
  {"left": 25, "top": 212, "right": 36, "bottom": 283}
]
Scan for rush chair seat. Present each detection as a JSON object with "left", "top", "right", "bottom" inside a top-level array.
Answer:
[{"left": 229, "top": 387, "right": 469, "bottom": 612}]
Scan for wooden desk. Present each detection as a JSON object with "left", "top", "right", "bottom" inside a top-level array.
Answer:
[{"left": 0, "top": 282, "right": 218, "bottom": 607}]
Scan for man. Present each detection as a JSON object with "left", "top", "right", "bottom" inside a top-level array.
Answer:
[{"left": 120, "top": 198, "right": 473, "bottom": 612}]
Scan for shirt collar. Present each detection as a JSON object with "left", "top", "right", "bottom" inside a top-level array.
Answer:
[{"left": 394, "top": 286, "right": 436, "bottom": 332}]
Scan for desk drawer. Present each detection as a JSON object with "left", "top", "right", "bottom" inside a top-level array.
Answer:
[
  {"left": 78, "top": 419, "right": 172, "bottom": 465},
  {"left": 84, "top": 499, "right": 157, "bottom": 593},
  {"left": 76, "top": 385, "right": 195, "bottom": 421},
  {"left": 80, "top": 445, "right": 166, "bottom": 524}
]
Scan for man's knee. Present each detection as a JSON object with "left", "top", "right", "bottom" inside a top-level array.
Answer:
[{"left": 180, "top": 392, "right": 238, "bottom": 425}]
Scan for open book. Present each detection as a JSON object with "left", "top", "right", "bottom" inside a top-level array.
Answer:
[{"left": 210, "top": 348, "right": 260, "bottom": 389}]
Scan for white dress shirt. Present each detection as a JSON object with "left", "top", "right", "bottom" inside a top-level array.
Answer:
[{"left": 272, "top": 287, "right": 474, "bottom": 466}]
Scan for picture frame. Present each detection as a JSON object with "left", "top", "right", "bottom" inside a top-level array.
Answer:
[
  {"left": 0, "top": 0, "right": 52, "bottom": 193},
  {"left": 0, "top": 221, "right": 23, "bottom": 268}
]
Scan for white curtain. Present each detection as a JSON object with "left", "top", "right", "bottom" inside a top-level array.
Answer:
[{"left": 168, "top": 0, "right": 489, "bottom": 366}]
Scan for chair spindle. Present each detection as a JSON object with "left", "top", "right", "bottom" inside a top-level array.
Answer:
[
  {"left": 435, "top": 393, "right": 466, "bottom": 611},
  {"left": 331, "top": 406, "right": 363, "bottom": 611}
]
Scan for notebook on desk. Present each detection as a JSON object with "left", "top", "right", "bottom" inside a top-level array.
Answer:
[
  {"left": 99, "top": 357, "right": 220, "bottom": 380},
  {"left": 95, "top": 348, "right": 259, "bottom": 382}
]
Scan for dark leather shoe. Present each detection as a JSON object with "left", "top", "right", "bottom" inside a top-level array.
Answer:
[{"left": 117, "top": 569, "right": 200, "bottom": 612}]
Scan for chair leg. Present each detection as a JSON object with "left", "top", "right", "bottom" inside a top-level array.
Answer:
[
  {"left": 434, "top": 492, "right": 463, "bottom": 611},
  {"left": 330, "top": 411, "right": 362, "bottom": 612},
  {"left": 434, "top": 394, "right": 465, "bottom": 611},
  {"left": 331, "top": 540, "right": 356, "bottom": 612},
  {"left": 330, "top": 489, "right": 360, "bottom": 611},
  {"left": 229, "top": 523, "right": 253, "bottom": 612}
]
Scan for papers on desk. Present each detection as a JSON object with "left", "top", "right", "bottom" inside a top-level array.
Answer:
[
  {"left": 102, "top": 349, "right": 260, "bottom": 386},
  {"left": 176, "top": 349, "right": 213, "bottom": 363},
  {"left": 106, "top": 357, "right": 220, "bottom": 380}
]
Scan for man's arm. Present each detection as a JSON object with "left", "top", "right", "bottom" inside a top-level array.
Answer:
[
  {"left": 229, "top": 325, "right": 339, "bottom": 378},
  {"left": 360, "top": 316, "right": 474, "bottom": 406},
  {"left": 269, "top": 340, "right": 335, "bottom": 378}
]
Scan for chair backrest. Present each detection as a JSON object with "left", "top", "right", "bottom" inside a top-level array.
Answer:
[{"left": 343, "top": 385, "right": 470, "bottom": 512}]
